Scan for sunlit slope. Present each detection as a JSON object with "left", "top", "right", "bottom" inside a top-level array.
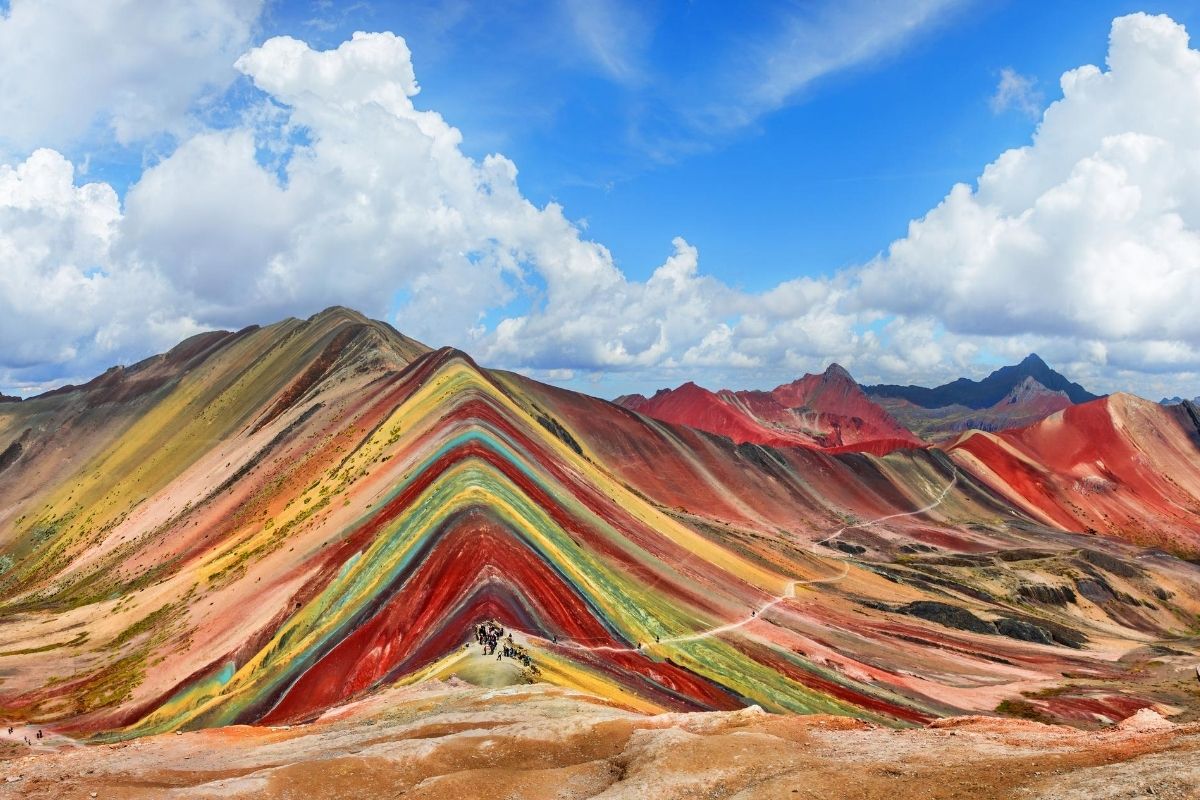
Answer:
[
  {"left": 0, "top": 308, "right": 1197, "bottom": 738},
  {"left": 0, "top": 307, "right": 426, "bottom": 602},
  {"left": 949, "top": 394, "right": 1200, "bottom": 556}
]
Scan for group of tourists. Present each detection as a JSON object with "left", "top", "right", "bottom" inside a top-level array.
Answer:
[
  {"left": 4, "top": 725, "right": 43, "bottom": 746},
  {"left": 474, "top": 621, "right": 505, "bottom": 655},
  {"left": 499, "top": 637, "right": 535, "bottom": 669},
  {"left": 472, "top": 621, "right": 539, "bottom": 674}
]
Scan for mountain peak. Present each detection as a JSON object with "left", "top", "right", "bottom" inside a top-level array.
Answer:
[
  {"left": 1019, "top": 353, "right": 1049, "bottom": 369},
  {"left": 999, "top": 376, "right": 1070, "bottom": 408},
  {"left": 866, "top": 355, "right": 1099, "bottom": 410},
  {"left": 823, "top": 362, "right": 854, "bottom": 382},
  {"left": 308, "top": 305, "right": 370, "bottom": 324}
]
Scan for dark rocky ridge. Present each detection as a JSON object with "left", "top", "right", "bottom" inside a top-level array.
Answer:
[
  {"left": 893, "top": 600, "right": 1086, "bottom": 648},
  {"left": 866, "top": 354, "right": 1099, "bottom": 409}
]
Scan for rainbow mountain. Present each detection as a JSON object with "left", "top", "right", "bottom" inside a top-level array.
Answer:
[{"left": 0, "top": 307, "right": 1198, "bottom": 738}]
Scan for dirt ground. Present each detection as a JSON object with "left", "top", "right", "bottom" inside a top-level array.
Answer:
[{"left": 0, "top": 680, "right": 1197, "bottom": 800}]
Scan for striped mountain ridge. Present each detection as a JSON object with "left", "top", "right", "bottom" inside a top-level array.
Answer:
[{"left": 0, "top": 308, "right": 1198, "bottom": 738}]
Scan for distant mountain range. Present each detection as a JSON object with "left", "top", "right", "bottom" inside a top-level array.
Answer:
[
  {"left": 861, "top": 354, "right": 1099, "bottom": 441},
  {"left": 1161, "top": 395, "right": 1200, "bottom": 406},
  {"left": 864, "top": 354, "right": 1099, "bottom": 409},
  {"left": 616, "top": 353, "right": 1102, "bottom": 449},
  {"left": 616, "top": 363, "right": 921, "bottom": 454}
]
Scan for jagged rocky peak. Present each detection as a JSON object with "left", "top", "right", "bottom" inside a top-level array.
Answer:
[{"left": 1000, "top": 375, "right": 1068, "bottom": 405}]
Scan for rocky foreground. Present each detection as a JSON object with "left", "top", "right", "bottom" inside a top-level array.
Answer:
[{"left": 0, "top": 680, "right": 1197, "bottom": 800}]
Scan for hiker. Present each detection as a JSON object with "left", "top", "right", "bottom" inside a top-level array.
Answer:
[
  {"left": 655, "top": 636, "right": 659, "bottom": 643},
  {"left": 36, "top": 730, "right": 41, "bottom": 740}
]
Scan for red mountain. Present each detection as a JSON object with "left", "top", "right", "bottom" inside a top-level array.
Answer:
[
  {"left": 615, "top": 364, "right": 922, "bottom": 454},
  {"left": 948, "top": 393, "right": 1200, "bottom": 555}
]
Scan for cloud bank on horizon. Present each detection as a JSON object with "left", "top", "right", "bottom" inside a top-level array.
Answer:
[{"left": 1, "top": 1, "right": 1198, "bottom": 400}]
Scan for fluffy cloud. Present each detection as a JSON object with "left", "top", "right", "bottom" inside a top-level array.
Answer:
[
  {"left": 487, "top": 237, "right": 737, "bottom": 370},
  {"left": 857, "top": 12, "right": 1200, "bottom": 373},
  {"left": 0, "top": 150, "right": 119, "bottom": 368},
  {"left": 0, "top": 150, "right": 200, "bottom": 390},
  {"left": 0, "top": 0, "right": 264, "bottom": 151},
  {"left": 5, "top": 12, "right": 1200, "bottom": 400},
  {"left": 120, "top": 30, "right": 755, "bottom": 374},
  {"left": 121, "top": 31, "right": 610, "bottom": 341}
]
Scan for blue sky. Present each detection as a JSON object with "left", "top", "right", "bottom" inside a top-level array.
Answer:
[
  {"left": 3, "top": 1, "right": 1200, "bottom": 400},
  {"left": 231, "top": 2, "right": 1200, "bottom": 280},
  {"left": 82, "top": 0, "right": 1200, "bottom": 287}
]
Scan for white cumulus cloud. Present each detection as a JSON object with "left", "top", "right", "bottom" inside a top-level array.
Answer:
[
  {"left": 857, "top": 12, "right": 1200, "bottom": 377},
  {"left": 0, "top": 0, "right": 265, "bottom": 152},
  {"left": 0, "top": 149, "right": 199, "bottom": 391}
]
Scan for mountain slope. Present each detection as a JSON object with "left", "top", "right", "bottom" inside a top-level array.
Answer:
[
  {"left": 616, "top": 364, "right": 922, "bottom": 453},
  {"left": 948, "top": 394, "right": 1200, "bottom": 555},
  {"left": 0, "top": 309, "right": 1197, "bottom": 740},
  {"left": 867, "top": 354, "right": 1099, "bottom": 409},
  {"left": 616, "top": 381, "right": 809, "bottom": 449}
]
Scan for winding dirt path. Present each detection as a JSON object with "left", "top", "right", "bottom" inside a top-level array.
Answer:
[{"left": 529, "top": 469, "right": 960, "bottom": 655}]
